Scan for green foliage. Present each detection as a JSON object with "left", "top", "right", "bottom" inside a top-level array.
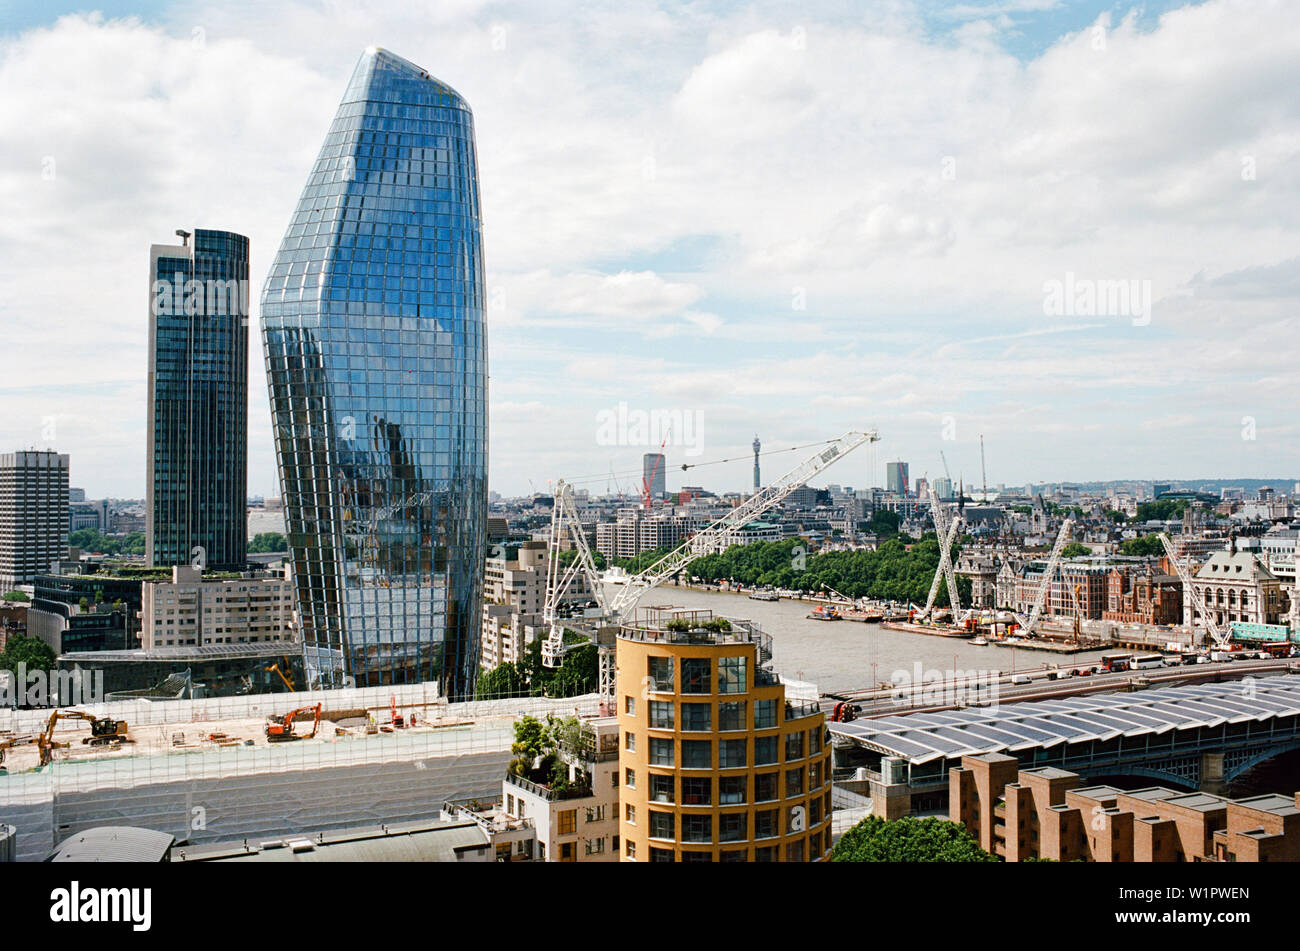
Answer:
[
  {"left": 1104, "top": 509, "right": 1128, "bottom": 524},
  {"left": 557, "top": 547, "right": 608, "bottom": 571},
  {"left": 249, "top": 532, "right": 287, "bottom": 553},
  {"left": 550, "top": 644, "right": 598, "bottom": 698},
  {"left": 832, "top": 815, "right": 996, "bottom": 863},
  {"left": 0, "top": 633, "right": 56, "bottom": 675},
  {"left": 475, "top": 661, "right": 527, "bottom": 700},
  {"left": 1059, "top": 542, "right": 1091, "bottom": 559},
  {"left": 689, "top": 537, "right": 970, "bottom": 606},
  {"left": 509, "top": 715, "right": 549, "bottom": 774},
  {"left": 1119, "top": 534, "right": 1166, "bottom": 557},
  {"left": 868, "top": 509, "right": 901, "bottom": 537},
  {"left": 2, "top": 590, "right": 30, "bottom": 602},
  {"left": 69, "top": 528, "right": 144, "bottom": 556},
  {"left": 1134, "top": 499, "right": 1189, "bottom": 522},
  {"left": 508, "top": 715, "right": 592, "bottom": 797}
]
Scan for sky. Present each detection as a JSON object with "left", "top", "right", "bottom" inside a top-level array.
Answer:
[{"left": 0, "top": 0, "right": 1297, "bottom": 500}]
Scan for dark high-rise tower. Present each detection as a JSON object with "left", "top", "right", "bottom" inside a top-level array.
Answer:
[
  {"left": 752, "top": 435, "right": 761, "bottom": 492},
  {"left": 261, "top": 49, "right": 487, "bottom": 697},
  {"left": 146, "top": 228, "right": 249, "bottom": 571}
]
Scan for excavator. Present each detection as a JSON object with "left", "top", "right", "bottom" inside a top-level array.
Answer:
[
  {"left": 265, "top": 662, "right": 296, "bottom": 692},
  {"left": 265, "top": 703, "right": 322, "bottom": 743},
  {"left": 34, "top": 710, "right": 132, "bottom": 766}
]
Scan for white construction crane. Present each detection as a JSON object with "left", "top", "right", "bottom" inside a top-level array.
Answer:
[
  {"left": 920, "top": 489, "right": 964, "bottom": 621},
  {"left": 1158, "top": 532, "right": 1227, "bottom": 648},
  {"left": 541, "top": 479, "right": 609, "bottom": 666},
  {"left": 1012, "top": 518, "right": 1075, "bottom": 639},
  {"left": 542, "top": 430, "right": 880, "bottom": 696}
]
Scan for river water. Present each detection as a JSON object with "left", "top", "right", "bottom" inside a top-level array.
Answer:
[{"left": 612, "top": 582, "right": 1112, "bottom": 695}]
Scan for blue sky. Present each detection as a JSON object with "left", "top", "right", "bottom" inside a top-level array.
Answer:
[{"left": 0, "top": 0, "right": 1297, "bottom": 499}]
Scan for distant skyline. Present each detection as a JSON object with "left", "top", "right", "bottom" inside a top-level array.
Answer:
[{"left": 2, "top": 0, "right": 1298, "bottom": 499}]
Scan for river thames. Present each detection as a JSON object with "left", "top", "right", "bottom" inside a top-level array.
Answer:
[{"left": 609, "top": 581, "right": 1113, "bottom": 695}]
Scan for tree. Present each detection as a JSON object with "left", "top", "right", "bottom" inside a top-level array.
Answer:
[
  {"left": 550, "top": 644, "right": 598, "bottom": 697},
  {"left": 1060, "top": 542, "right": 1091, "bottom": 559},
  {"left": 0, "top": 633, "right": 56, "bottom": 675},
  {"left": 1119, "top": 534, "right": 1165, "bottom": 557},
  {"left": 868, "top": 509, "right": 901, "bottom": 537},
  {"left": 833, "top": 815, "right": 996, "bottom": 863},
  {"left": 249, "top": 532, "right": 287, "bottom": 553},
  {"left": 475, "top": 662, "right": 528, "bottom": 700},
  {"left": 509, "top": 715, "right": 550, "bottom": 775},
  {"left": 2, "top": 591, "right": 30, "bottom": 602}
]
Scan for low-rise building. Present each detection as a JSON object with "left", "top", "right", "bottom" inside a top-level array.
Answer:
[{"left": 950, "top": 752, "right": 1300, "bottom": 862}]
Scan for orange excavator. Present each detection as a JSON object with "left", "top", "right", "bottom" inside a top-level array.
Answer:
[{"left": 265, "top": 703, "right": 322, "bottom": 743}]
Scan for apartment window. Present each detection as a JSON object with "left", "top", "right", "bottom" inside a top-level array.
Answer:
[
  {"left": 809, "top": 798, "right": 822, "bottom": 825},
  {"left": 649, "top": 737, "right": 674, "bottom": 766},
  {"left": 584, "top": 838, "right": 605, "bottom": 856},
  {"left": 625, "top": 804, "right": 636, "bottom": 824},
  {"left": 681, "top": 658, "right": 711, "bottom": 694},
  {"left": 682, "top": 777, "right": 712, "bottom": 806},
  {"left": 681, "top": 850, "right": 712, "bottom": 863},
  {"left": 810, "top": 760, "right": 823, "bottom": 788},
  {"left": 626, "top": 840, "right": 637, "bottom": 859},
  {"left": 682, "top": 814, "right": 712, "bottom": 844},
  {"left": 755, "top": 735, "right": 778, "bottom": 765},
  {"left": 785, "top": 731, "right": 805, "bottom": 761},
  {"left": 810, "top": 727, "right": 823, "bottom": 753},
  {"left": 754, "top": 772, "right": 779, "bottom": 802},
  {"left": 720, "top": 812, "right": 747, "bottom": 843},
  {"left": 718, "top": 656, "right": 747, "bottom": 694},
  {"left": 719, "top": 775, "right": 747, "bottom": 805},
  {"left": 682, "top": 739, "right": 712, "bottom": 769},
  {"left": 649, "top": 811, "right": 675, "bottom": 840},
  {"left": 624, "top": 732, "right": 636, "bottom": 753},
  {"left": 648, "top": 700, "right": 674, "bottom": 729},
  {"left": 754, "top": 845, "right": 777, "bottom": 862},
  {"left": 720, "top": 849, "right": 747, "bottom": 862},
  {"left": 625, "top": 768, "right": 636, "bottom": 789},
  {"left": 650, "top": 847, "right": 674, "bottom": 863},
  {"left": 681, "top": 702, "right": 711, "bottom": 731},
  {"left": 625, "top": 696, "right": 636, "bottom": 716},
  {"left": 719, "top": 738, "right": 747, "bottom": 769},
  {"left": 786, "top": 767, "right": 804, "bottom": 796},
  {"left": 650, "top": 773, "right": 675, "bottom": 804},
  {"left": 755, "top": 808, "right": 779, "bottom": 838},
  {"left": 558, "top": 810, "right": 577, "bottom": 835},
  {"left": 785, "top": 839, "right": 805, "bottom": 862},
  {"left": 586, "top": 805, "right": 606, "bottom": 822},
  {"left": 648, "top": 656, "right": 673, "bottom": 692},
  {"left": 754, "top": 698, "right": 777, "bottom": 729},
  {"left": 719, "top": 701, "right": 746, "bottom": 731},
  {"left": 808, "top": 830, "right": 821, "bottom": 857}
]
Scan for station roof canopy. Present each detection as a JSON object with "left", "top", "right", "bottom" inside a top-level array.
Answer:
[{"left": 829, "top": 677, "right": 1300, "bottom": 765}]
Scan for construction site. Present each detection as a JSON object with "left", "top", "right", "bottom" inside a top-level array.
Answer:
[{"left": 0, "top": 684, "right": 601, "bottom": 862}]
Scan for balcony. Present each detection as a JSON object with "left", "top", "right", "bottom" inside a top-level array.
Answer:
[
  {"left": 784, "top": 699, "right": 822, "bottom": 721},
  {"left": 505, "top": 770, "right": 593, "bottom": 803}
]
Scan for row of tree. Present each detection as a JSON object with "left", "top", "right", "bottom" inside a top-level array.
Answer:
[
  {"left": 686, "top": 536, "right": 969, "bottom": 605},
  {"left": 68, "top": 529, "right": 144, "bottom": 556},
  {"left": 475, "top": 636, "right": 598, "bottom": 701}
]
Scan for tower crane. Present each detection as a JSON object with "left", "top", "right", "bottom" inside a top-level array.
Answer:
[
  {"left": 1011, "top": 518, "right": 1075, "bottom": 639},
  {"left": 541, "top": 430, "right": 881, "bottom": 697},
  {"left": 1158, "top": 533, "right": 1226, "bottom": 647}
]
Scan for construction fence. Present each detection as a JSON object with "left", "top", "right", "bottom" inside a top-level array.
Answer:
[{"left": 0, "top": 687, "right": 604, "bottom": 862}]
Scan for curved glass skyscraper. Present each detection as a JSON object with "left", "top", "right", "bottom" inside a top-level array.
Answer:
[{"left": 261, "top": 48, "right": 487, "bottom": 698}]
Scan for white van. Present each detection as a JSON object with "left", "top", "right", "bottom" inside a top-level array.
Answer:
[{"left": 1011, "top": 674, "right": 1032, "bottom": 685}]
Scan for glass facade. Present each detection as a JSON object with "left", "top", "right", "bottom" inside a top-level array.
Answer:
[
  {"left": 261, "top": 48, "right": 487, "bottom": 697},
  {"left": 147, "top": 229, "right": 249, "bottom": 571}
]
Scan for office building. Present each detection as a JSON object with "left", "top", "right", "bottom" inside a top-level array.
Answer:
[
  {"left": 886, "top": 461, "right": 909, "bottom": 496},
  {"left": 147, "top": 228, "right": 249, "bottom": 571},
  {"left": 616, "top": 608, "right": 833, "bottom": 862},
  {"left": 643, "top": 453, "right": 666, "bottom": 501},
  {"left": 261, "top": 48, "right": 488, "bottom": 696},
  {"left": 0, "top": 450, "right": 69, "bottom": 590}
]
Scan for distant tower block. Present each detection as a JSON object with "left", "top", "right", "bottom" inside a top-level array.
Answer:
[{"left": 752, "top": 435, "right": 761, "bottom": 492}]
